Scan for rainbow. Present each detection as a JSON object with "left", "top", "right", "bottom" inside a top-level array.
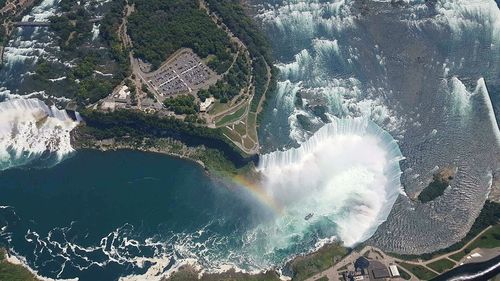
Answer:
[{"left": 228, "top": 174, "right": 283, "bottom": 214}]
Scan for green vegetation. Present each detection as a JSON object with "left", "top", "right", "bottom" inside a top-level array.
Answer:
[
  {"left": 216, "top": 105, "right": 246, "bottom": 126},
  {"left": 32, "top": 0, "right": 130, "bottom": 106},
  {"left": 164, "top": 95, "right": 198, "bottom": 115},
  {"left": 204, "top": 0, "right": 277, "bottom": 118},
  {"left": 398, "top": 266, "right": 412, "bottom": 280},
  {"left": 0, "top": 249, "right": 39, "bottom": 281},
  {"left": 427, "top": 258, "right": 455, "bottom": 273},
  {"left": 389, "top": 200, "right": 500, "bottom": 261},
  {"left": 99, "top": 0, "right": 130, "bottom": 77},
  {"left": 167, "top": 267, "right": 280, "bottom": 281},
  {"left": 77, "top": 109, "right": 256, "bottom": 167},
  {"left": 204, "top": 0, "right": 272, "bottom": 61},
  {"left": 467, "top": 224, "right": 500, "bottom": 249},
  {"left": 199, "top": 52, "right": 250, "bottom": 103},
  {"left": 289, "top": 243, "right": 349, "bottom": 281},
  {"left": 314, "top": 277, "right": 329, "bottom": 281},
  {"left": 398, "top": 263, "right": 437, "bottom": 280},
  {"left": 450, "top": 224, "right": 500, "bottom": 261},
  {"left": 49, "top": 1, "right": 93, "bottom": 51},
  {"left": 250, "top": 56, "right": 270, "bottom": 112},
  {"left": 418, "top": 173, "right": 451, "bottom": 203},
  {"left": 128, "top": 0, "right": 233, "bottom": 73},
  {"left": 449, "top": 251, "right": 467, "bottom": 262}
]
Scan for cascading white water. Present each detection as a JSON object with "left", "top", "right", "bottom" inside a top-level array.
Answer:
[
  {"left": 0, "top": 98, "right": 79, "bottom": 171},
  {"left": 258, "top": 118, "right": 404, "bottom": 246}
]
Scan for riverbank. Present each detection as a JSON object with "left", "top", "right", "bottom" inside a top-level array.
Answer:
[
  {"left": 71, "top": 133, "right": 259, "bottom": 179},
  {"left": 0, "top": 249, "right": 40, "bottom": 281}
]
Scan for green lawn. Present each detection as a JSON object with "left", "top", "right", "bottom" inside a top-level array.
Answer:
[
  {"left": 450, "top": 224, "right": 500, "bottom": 262},
  {"left": 398, "top": 262, "right": 437, "bottom": 280},
  {"left": 234, "top": 122, "right": 247, "bottom": 136},
  {"left": 291, "top": 243, "right": 349, "bottom": 281},
  {"left": 208, "top": 101, "right": 229, "bottom": 115},
  {"left": 247, "top": 112, "right": 258, "bottom": 141},
  {"left": 398, "top": 266, "right": 412, "bottom": 280},
  {"left": 221, "top": 127, "right": 242, "bottom": 145},
  {"left": 216, "top": 105, "right": 246, "bottom": 126},
  {"left": 427, "top": 258, "right": 455, "bottom": 273},
  {"left": 449, "top": 251, "right": 467, "bottom": 262},
  {"left": 467, "top": 225, "right": 500, "bottom": 250}
]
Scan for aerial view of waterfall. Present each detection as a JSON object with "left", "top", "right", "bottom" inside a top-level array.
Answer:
[{"left": 0, "top": 0, "right": 498, "bottom": 281}]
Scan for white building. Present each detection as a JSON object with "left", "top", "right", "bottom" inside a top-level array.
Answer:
[
  {"left": 389, "top": 265, "right": 400, "bottom": 277},
  {"left": 199, "top": 97, "right": 215, "bottom": 112},
  {"left": 115, "top": 85, "right": 131, "bottom": 101}
]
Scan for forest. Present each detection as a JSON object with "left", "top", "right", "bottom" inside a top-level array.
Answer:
[
  {"left": 164, "top": 94, "right": 199, "bottom": 115},
  {"left": 49, "top": 3, "right": 93, "bottom": 51},
  {"left": 204, "top": 0, "right": 277, "bottom": 116},
  {"left": 127, "top": 0, "right": 233, "bottom": 73},
  {"left": 197, "top": 52, "right": 250, "bottom": 103},
  {"left": 78, "top": 109, "right": 257, "bottom": 167}
]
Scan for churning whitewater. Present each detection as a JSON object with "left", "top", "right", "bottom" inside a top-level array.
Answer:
[
  {"left": 0, "top": 98, "right": 79, "bottom": 171},
  {"left": 255, "top": 0, "right": 500, "bottom": 254},
  {"left": 259, "top": 118, "right": 404, "bottom": 246}
]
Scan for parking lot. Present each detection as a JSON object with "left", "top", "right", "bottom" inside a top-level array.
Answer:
[{"left": 146, "top": 49, "right": 218, "bottom": 97}]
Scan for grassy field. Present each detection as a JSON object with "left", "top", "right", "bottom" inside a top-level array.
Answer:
[
  {"left": 0, "top": 249, "right": 39, "bottom": 281},
  {"left": 449, "top": 225, "right": 500, "bottom": 262},
  {"left": 234, "top": 122, "right": 247, "bottom": 136},
  {"left": 247, "top": 112, "right": 258, "bottom": 141},
  {"left": 449, "top": 251, "right": 467, "bottom": 262},
  {"left": 216, "top": 105, "right": 247, "bottom": 126},
  {"left": 398, "top": 266, "right": 412, "bottom": 280},
  {"left": 398, "top": 262, "right": 437, "bottom": 280},
  {"left": 290, "top": 243, "right": 349, "bottom": 281},
  {"left": 208, "top": 101, "right": 229, "bottom": 115},
  {"left": 467, "top": 224, "right": 500, "bottom": 249},
  {"left": 427, "top": 258, "right": 455, "bottom": 273}
]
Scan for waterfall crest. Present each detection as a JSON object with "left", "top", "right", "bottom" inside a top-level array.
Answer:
[
  {"left": 0, "top": 98, "right": 79, "bottom": 170},
  {"left": 258, "top": 118, "right": 404, "bottom": 246}
]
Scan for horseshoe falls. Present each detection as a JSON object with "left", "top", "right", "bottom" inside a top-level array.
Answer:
[
  {"left": 0, "top": 0, "right": 499, "bottom": 280},
  {"left": 255, "top": 0, "right": 500, "bottom": 254},
  {"left": 259, "top": 118, "right": 404, "bottom": 247}
]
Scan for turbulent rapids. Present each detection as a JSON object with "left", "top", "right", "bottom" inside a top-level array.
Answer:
[
  {"left": 259, "top": 118, "right": 404, "bottom": 246},
  {"left": 0, "top": 98, "right": 79, "bottom": 170},
  {"left": 256, "top": 0, "right": 500, "bottom": 254},
  {"left": 0, "top": 0, "right": 499, "bottom": 280}
]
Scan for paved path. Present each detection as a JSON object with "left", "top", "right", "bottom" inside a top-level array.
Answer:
[{"left": 304, "top": 226, "right": 495, "bottom": 281}]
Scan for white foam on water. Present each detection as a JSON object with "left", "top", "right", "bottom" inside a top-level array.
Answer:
[
  {"left": 22, "top": 0, "right": 59, "bottom": 22},
  {"left": 256, "top": 0, "right": 356, "bottom": 41},
  {"left": 259, "top": 118, "right": 404, "bottom": 246},
  {"left": 5, "top": 250, "right": 77, "bottom": 281},
  {"left": 435, "top": 0, "right": 500, "bottom": 43},
  {"left": 0, "top": 89, "right": 71, "bottom": 102},
  {"left": 475, "top": 78, "right": 500, "bottom": 145},
  {"left": 0, "top": 98, "right": 79, "bottom": 170}
]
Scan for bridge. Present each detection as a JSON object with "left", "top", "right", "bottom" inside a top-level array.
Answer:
[
  {"left": 12, "top": 17, "right": 103, "bottom": 27},
  {"left": 12, "top": 21, "right": 50, "bottom": 27}
]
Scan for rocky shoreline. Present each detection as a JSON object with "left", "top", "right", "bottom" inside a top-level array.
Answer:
[{"left": 73, "top": 136, "right": 208, "bottom": 170}]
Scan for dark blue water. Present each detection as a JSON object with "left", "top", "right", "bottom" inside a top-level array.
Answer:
[{"left": 0, "top": 150, "right": 268, "bottom": 280}]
